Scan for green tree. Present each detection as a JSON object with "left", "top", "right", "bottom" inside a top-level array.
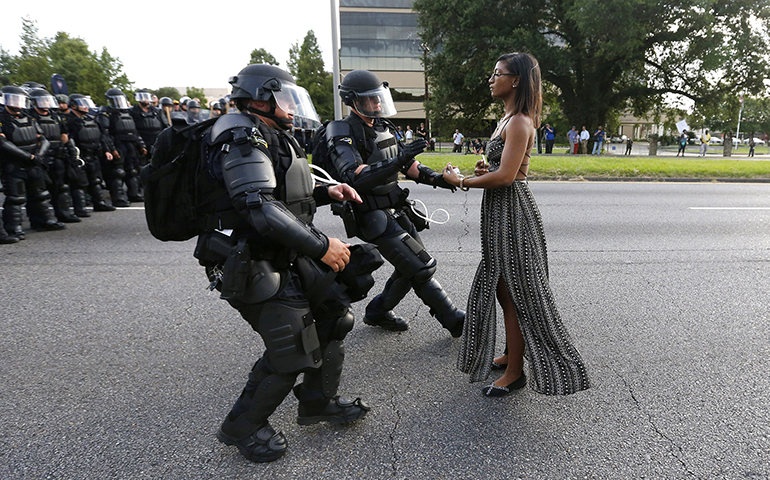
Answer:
[
  {"left": 287, "top": 30, "right": 333, "bottom": 122},
  {"left": 0, "top": 46, "right": 17, "bottom": 85},
  {"left": 151, "top": 87, "right": 182, "bottom": 100},
  {"left": 413, "top": 0, "right": 770, "bottom": 133},
  {"left": 13, "top": 17, "right": 53, "bottom": 86},
  {"left": 185, "top": 87, "right": 208, "bottom": 108},
  {"left": 249, "top": 48, "right": 279, "bottom": 66}
]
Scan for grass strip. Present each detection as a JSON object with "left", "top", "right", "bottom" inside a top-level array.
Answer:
[{"left": 417, "top": 153, "right": 770, "bottom": 179}]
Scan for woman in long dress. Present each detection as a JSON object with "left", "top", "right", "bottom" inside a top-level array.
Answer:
[{"left": 444, "top": 53, "right": 590, "bottom": 397}]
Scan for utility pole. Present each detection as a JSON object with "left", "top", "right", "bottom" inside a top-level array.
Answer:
[
  {"left": 421, "top": 43, "right": 430, "bottom": 138},
  {"left": 330, "top": 0, "right": 342, "bottom": 120},
  {"left": 735, "top": 93, "right": 744, "bottom": 150}
]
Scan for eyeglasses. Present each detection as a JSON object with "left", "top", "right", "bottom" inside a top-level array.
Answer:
[{"left": 490, "top": 72, "right": 517, "bottom": 79}]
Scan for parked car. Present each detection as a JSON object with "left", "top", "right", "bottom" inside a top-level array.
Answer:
[
  {"left": 610, "top": 135, "right": 627, "bottom": 143},
  {"left": 744, "top": 137, "right": 765, "bottom": 146},
  {"left": 708, "top": 137, "right": 723, "bottom": 145}
]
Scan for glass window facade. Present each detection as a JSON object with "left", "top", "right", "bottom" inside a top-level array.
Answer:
[{"left": 340, "top": 11, "right": 422, "bottom": 72}]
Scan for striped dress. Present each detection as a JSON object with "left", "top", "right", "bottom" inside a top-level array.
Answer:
[{"left": 457, "top": 136, "right": 590, "bottom": 395}]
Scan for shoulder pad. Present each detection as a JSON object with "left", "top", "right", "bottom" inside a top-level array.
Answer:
[
  {"left": 210, "top": 113, "right": 257, "bottom": 145},
  {"left": 326, "top": 120, "right": 352, "bottom": 139}
]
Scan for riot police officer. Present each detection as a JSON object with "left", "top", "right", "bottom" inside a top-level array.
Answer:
[
  {"left": 192, "top": 64, "right": 371, "bottom": 463},
  {"left": 158, "top": 97, "right": 174, "bottom": 126},
  {"left": 97, "top": 87, "right": 147, "bottom": 205},
  {"left": 185, "top": 99, "right": 202, "bottom": 124},
  {"left": 0, "top": 86, "right": 66, "bottom": 239},
  {"left": 65, "top": 94, "right": 116, "bottom": 212},
  {"left": 129, "top": 89, "right": 165, "bottom": 153},
  {"left": 323, "top": 69, "right": 464, "bottom": 335},
  {"left": 28, "top": 88, "right": 85, "bottom": 222}
]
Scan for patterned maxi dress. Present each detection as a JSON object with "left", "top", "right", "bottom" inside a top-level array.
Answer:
[{"left": 456, "top": 135, "right": 590, "bottom": 395}]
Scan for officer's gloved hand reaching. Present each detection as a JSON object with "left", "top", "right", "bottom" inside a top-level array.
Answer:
[{"left": 397, "top": 138, "right": 427, "bottom": 166}]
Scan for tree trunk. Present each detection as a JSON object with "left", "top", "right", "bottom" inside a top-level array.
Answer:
[
  {"left": 648, "top": 137, "right": 658, "bottom": 156},
  {"left": 723, "top": 137, "right": 732, "bottom": 157}
]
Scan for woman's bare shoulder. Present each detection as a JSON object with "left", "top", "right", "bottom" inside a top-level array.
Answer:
[{"left": 502, "top": 114, "right": 534, "bottom": 140}]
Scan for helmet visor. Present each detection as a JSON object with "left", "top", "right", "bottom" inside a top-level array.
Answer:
[
  {"left": 273, "top": 83, "right": 321, "bottom": 129},
  {"left": 73, "top": 96, "right": 97, "bottom": 110},
  {"left": 135, "top": 92, "right": 153, "bottom": 103},
  {"left": 1, "top": 93, "right": 31, "bottom": 109},
  {"left": 33, "top": 95, "right": 59, "bottom": 109},
  {"left": 352, "top": 85, "right": 396, "bottom": 118},
  {"left": 108, "top": 95, "right": 130, "bottom": 109}
]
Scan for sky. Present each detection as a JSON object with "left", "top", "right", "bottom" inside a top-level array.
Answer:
[{"left": 0, "top": 0, "right": 337, "bottom": 91}]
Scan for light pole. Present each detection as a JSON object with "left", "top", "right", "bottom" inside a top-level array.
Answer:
[
  {"left": 735, "top": 93, "right": 744, "bottom": 150},
  {"left": 330, "top": 0, "right": 342, "bottom": 120},
  {"left": 420, "top": 42, "right": 430, "bottom": 138}
]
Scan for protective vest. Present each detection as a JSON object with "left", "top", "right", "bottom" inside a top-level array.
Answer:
[
  {"left": 34, "top": 113, "right": 63, "bottom": 149},
  {"left": 132, "top": 107, "right": 163, "bottom": 141},
  {"left": 111, "top": 109, "right": 140, "bottom": 142},
  {"left": 367, "top": 122, "right": 400, "bottom": 195},
  {"left": 75, "top": 116, "right": 103, "bottom": 153},
  {"left": 282, "top": 139, "right": 316, "bottom": 224},
  {"left": 8, "top": 115, "right": 39, "bottom": 153}
]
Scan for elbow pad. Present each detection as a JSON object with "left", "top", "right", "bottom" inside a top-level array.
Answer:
[
  {"left": 416, "top": 163, "right": 456, "bottom": 191},
  {"left": 220, "top": 140, "right": 277, "bottom": 197}
]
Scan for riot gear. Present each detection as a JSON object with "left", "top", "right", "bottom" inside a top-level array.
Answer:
[
  {"left": 28, "top": 89, "right": 59, "bottom": 110},
  {"left": 196, "top": 65, "right": 375, "bottom": 464},
  {"left": 322, "top": 75, "right": 463, "bottom": 335},
  {"left": 105, "top": 88, "right": 130, "bottom": 109},
  {"left": 159, "top": 97, "right": 173, "bottom": 107},
  {"left": 0, "top": 86, "right": 31, "bottom": 113},
  {"left": 339, "top": 70, "right": 397, "bottom": 118},
  {"left": 135, "top": 89, "right": 153, "bottom": 104},
  {"left": 68, "top": 94, "right": 96, "bottom": 113}
]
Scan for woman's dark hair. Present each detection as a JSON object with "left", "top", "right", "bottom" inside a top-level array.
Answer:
[{"left": 496, "top": 52, "right": 542, "bottom": 128}]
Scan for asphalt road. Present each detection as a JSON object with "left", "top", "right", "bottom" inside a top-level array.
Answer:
[{"left": 1, "top": 182, "right": 768, "bottom": 479}]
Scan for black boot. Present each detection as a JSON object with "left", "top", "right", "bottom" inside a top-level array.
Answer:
[
  {"left": 72, "top": 188, "right": 91, "bottom": 217},
  {"left": 108, "top": 179, "right": 130, "bottom": 207},
  {"left": 126, "top": 175, "right": 144, "bottom": 202},
  {"left": 3, "top": 202, "right": 26, "bottom": 240},
  {"left": 413, "top": 278, "right": 465, "bottom": 337},
  {"left": 54, "top": 188, "right": 81, "bottom": 223},
  {"left": 216, "top": 421, "right": 287, "bottom": 463},
  {"left": 0, "top": 221, "right": 19, "bottom": 244},
  {"left": 363, "top": 274, "right": 412, "bottom": 331},
  {"left": 292, "top": 384, "right": 370, "bottom": 426}
]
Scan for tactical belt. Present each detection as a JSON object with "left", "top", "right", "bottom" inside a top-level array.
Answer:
[{"left": 355, "top": 187, "right": 406, "bottom": 213}]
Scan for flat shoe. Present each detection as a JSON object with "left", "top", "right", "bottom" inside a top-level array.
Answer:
[
  {"left": 482, "top": 372, "right": 527, "bottom": 397},
  {"left": 490, "top": 361, "right": 507, "bottom": 370}
]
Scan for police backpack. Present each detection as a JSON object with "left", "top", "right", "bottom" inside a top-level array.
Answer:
[{"left": 140, "top": 117, "right": 224, "bottom": 241}]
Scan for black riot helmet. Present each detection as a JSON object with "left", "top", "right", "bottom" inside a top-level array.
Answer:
[
  {"left": 228, "top": 64, "right": 320, "bottom": 129},
  {"left": 28, "top": 88, "right": 59, "bottom": 111},
  {"left": 159, "top": 96, "right": 173, "bottom": 107},
  {"left": 68, "top": 94, "right": 97, "bottom": 114},
  {"left": 339, "top": 69, "right": 397, "bottom": 118},
  {"left": 0, "top": 85, "right": 31, "bottom": 113},
  {"left": 105, "top": 87, "right": 130, "bottom": 109},
  {"left": 21, "top": 81, "right": 46, "bottom": 92}
]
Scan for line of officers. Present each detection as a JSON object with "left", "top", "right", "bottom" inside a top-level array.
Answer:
[{"left": 0, "top": 82, "right": 229, "bottom": 244}]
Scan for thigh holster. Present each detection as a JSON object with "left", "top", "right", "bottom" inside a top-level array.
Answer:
[{"left": 377, "top": 231, "right": 436, "bottom": 280}]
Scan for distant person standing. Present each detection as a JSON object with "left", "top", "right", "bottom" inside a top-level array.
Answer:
[
  {"left": 567, "top": 126, "right": 578, "bottom": 154},
  {"left": 543, "top": 123, "right": 555, "bottom": 153},
  {"left": 677, "top": 131, "right": 688, "bottom": 156},
  {"left": 592, "top": 126, "right": 605, "bottom": 155},
  {"left": 624, "top": 136, "right": 633, "bottom": 155},
  {"left": 416, "top": 122, "right": 427, "bottom": 141},
  {"left": 579, "top": 126, "right": 590, "bottom": 154},
  {"left": 452, "top": 129, "right": 464, "bottom": 153},
  {"left": 699, "top": 130, "right": 711, "bottom": 156},
  {"left": 404, "top": 125, "right": 414, "bottom": 144},
  {"left": 748, "top": 137, "right": 755, "bottom": 157}
]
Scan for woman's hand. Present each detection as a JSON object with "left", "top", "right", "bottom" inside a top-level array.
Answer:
[
  {"left": 474, "top": 159, "right": 489, "bottom": 177},
  {"left": 443, "top": 163, "right": 462, "bottom": 187}
]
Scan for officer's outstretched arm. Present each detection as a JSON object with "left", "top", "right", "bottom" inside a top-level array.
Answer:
[
  {"left": 408, "top": 162, "right": 457, "bottom": 191},
  {"left": 221, "top": 144, "right": 329, "bottom": 259}
]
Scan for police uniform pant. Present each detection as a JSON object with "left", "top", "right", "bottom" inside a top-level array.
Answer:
[
  {"left": 2, "top": 161, "right": 57, "bottom": 234},
  {"left": 82, "top": 154, "right": 110, "bottom": 208},
  {"left": 220, "top": 262, "right": 352, "bottom": 439}
]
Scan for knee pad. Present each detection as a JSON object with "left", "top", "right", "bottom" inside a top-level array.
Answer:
[
  {"left": 29, "top": 188, "right": 51, "bottom": 203},
  {"left": 6, "top": 193, "right": 26, "bottom": 206},
  {"left": 253, "top": 301, "right": 322, "bottom": 374},
  {"left": 114, "top": 168, "right": 126, "bottom": 179},
  {"left": 413, "top": 262, "right": 437, "bottom": 285},
  {"left": 331, "top": 308, "right": 355, "bottom": 340}
]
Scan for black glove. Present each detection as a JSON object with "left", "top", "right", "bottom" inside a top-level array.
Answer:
[{"left": 397, "top": 138, "right": 427, "bottom": 166}]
